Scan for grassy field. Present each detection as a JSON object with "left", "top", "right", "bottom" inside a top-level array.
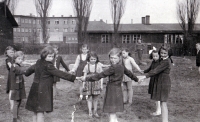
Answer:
[{"left": 0, "top": 55, "right": 200, "bottom": 122}]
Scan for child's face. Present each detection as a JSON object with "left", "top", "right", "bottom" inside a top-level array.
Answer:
[
  {"left": 122, "top": 51, "right": 128, "bottom": 58},
  {"left": 110, "top": 54, "right": 120, "bottom": 65},
  {"left": 160, "top": 49, "right": 168, "bottom": 58},
  {"left": 138, "top": 40, "right": 141, "bottom": 43},
  {"left": 7, "top": 49, "right": 14, "bottom": 57},
  {"left": 196, "top": 44, "right": 200, "bottom": 50},
  {"left": 82, "top": 47, "right": 88, "bottom": 54},
  {"left": 152, "top": 52, "right": 159, "bottom": 61},
  {"left": 45, "top": 53, "right": 54, "bottom": 62},
  {"left": 15, "top": 56, "right": 24, "bottom": 64},
  {"left": 53, "top": 48, "right": 58, "bottom": 54},
  {"left": 89, "top": 56, "right": 97, "bottom": 64}
]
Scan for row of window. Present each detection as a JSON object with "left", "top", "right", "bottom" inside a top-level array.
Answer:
[
  {"left": 14, "top": 37, "right": 78, "bottom": 42},
  {"left": 15, "top": 18, "right": 76, "bottom": 25},
  {"left": 101, "top": 34, "right": 141, "bottom": 43},
  {"left": 164, "top": 34, "right": 183, "bottom": 44},
  {"left": 14, "top": 28, "right": 75, "bottom": 33}
]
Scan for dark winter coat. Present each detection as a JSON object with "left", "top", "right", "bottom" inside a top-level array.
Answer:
[
  {"left": 145, "top": 58, "right": 171, "bottom": 102},
  {"left": 25, "top": 59, "right": 76, "bottom": 113},
  {"left": 5, "top": 57, "right": 14, "bottom": 93},
  {"left": 196, "top": 51, "right": 200, "bottom": 67},
  {"left": 86, "top": 64, "right": 138, "bottom": 113}
]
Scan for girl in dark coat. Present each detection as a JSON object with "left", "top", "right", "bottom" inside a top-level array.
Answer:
[
  {"left": 144, "top": 49, "right": 161, "bottom": 116},
  {"left": 24, "top": 46, "right": 79, "bottom": 122},
  {"left": 196, "top": 43, "right": 200, "bottom": 74},
  {"left": 10, "top": 51, "right": 26, "bottom": 122},
  {"left": 82, "top": 48, "right": 140, "bottom": 122},
  {"left": 141, "top": 45, "right": 173, "bottom": 122},
  {"left": 4, "top": 46, "right": 15, "bottom": 112}
]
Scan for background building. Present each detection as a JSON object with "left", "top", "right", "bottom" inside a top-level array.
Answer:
[{"left": 13, "top": 14, "right": 77, "bottom": 44}]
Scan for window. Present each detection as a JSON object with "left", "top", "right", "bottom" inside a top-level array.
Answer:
[
  {"left": 64, "top": 20, "right": 68, "bottom": 24},
  {"left": 33, "top": 20, "right": 36, "bottom": 24},
  {"left": 63, "top": 28, "right": 68, "bottom": 32},
  {"left": 133, "top": 34, "right": 141, "bottom": 43},
  {"left": 68, "top": 37, "right": 71, "bottom": 40},
  {"left": 17, "top": 28, "right": 20, "bottom": 32},
  {"left": 164, "top": 34, "right": 183, "bottom": 44},
  {"left": 37, "top": 20, "right": 41, "bottom": 24},
  {"left": 47, "top": 20, "right": 50, "bottom": 24},
  {"left": 122, "top": 35, "right": 131, "bottom": 43},
  {"left": 29, "top": 19, "right": 31, "bottom": 24},
  {"left": 71, "top": 28, "right": 74, "bottom": 32},
  {"left": 25, "top": 28, "right": 28, "bottom": 32},
  {"left": 29, "top": 29, "right": 32, "bottom": 32},
  {"left": 13, "top": 28, "right": 16, "bottom": 32},
  {"left": 101, "top": 34, "right": 109, "bottom": 43},
  {"left": 37, "top": 28, "right": 41, "bottom": 32},
  {"left": 55, "top": 20, "right": 59, "bottom": 24},
  {"left": 25, "top": 37, "right": 28, "bottom": 42},
  {"left": 21, "top": 19, "right": 24, "bottom": 23},
  {"left": 72, "top": 38, "right": 74, "bottom": 40},
  {"left": 54, "top": 28, "right": 59, "bottom": 32},
  {"left": 21, "top": 28, "right": 24, "bottom": 32},
  {"left": 25, "top": 19, "right": 28, "bottom": 23},
  {"left": 72, "top": 20, "right": 75, "bottom": 24}
]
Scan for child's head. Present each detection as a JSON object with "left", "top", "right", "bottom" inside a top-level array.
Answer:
[
  {"left": 122, "top": 48, "right": 131, "bottom": 58},
  {"left": 52, "top": 44, "right": 59, "bottom": 54},
  {"left": 150, "top": 50, "right": 159, "bottom": 61},
  {"left": 137, "top": 39, "right": 142, "bottom": 43},
  {"left": 108, "top": 48, "right": 122, "bottom": 65},
  {"left": 196, "top": 43, "right": 200, "bottom": 50},
  {"left": 87, "top": 51, "right": 99, "bottom": 64},
  {"left": 159, "top": 45, "right": 172, "bottom": 59},
  {"left": 80, "top": 44, "right": 89, "bottom": 54},
  {"left": 4, "top": 46, "right": 15, "bottom": 58},
  {"left": 40, "top": 46, "right": 55, "bottom": 61},
  {"left": 13, "top": 51, "right": 24, "bottom": 64}
]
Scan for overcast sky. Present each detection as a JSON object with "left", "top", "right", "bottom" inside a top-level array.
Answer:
[{"left": 15, "top": 0, "right": 200, "bottom": 24}]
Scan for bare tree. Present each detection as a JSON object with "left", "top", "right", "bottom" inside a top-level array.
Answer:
[
  {"left": 5, "top": 0, "right": 19, "bottom": 14},
  {"left": 110, "top": 0, "right": 127, "bottom": 47},
  {"left": 72, "top": 0, "right": 93, "bottom": 46},
  {"left": 34, "top": 0, "right": 52, "bottom": 43},
  {"left": 177, "top": 0, "right": 200, "bottom": 55}
]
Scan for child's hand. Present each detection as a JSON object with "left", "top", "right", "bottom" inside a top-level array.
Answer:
[
  {"left": 69, "top": 70, "right": 74, "bottom": 74},
  {"left": 137, "top": 76, "right": 146, "bottom": 84},
  {"left": 75, "top": 77, "right": 82, "bottom": 82},
  {"left": 139, "top": 70, "right": 144, "bottom": 74}
]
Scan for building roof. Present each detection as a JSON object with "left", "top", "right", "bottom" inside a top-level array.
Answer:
[
  {"left": 0, "top": 2, "right": 18, "bottom": 27},
  {"left": 87, "top": 20, "right": 200, "bottom": 33}
]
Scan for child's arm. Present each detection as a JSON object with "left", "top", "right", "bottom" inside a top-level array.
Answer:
[
  {"left": 71, "top": 55, "right": 80, "bottom": 73},
  {"left": 124, "top": 67, "right": 138, "bottom": 82},
  {"left": 24, "top": 64, "right": 36, "bottom": 76},
  {"left": 60, "top": 56, "right": 70, "bottom": 71},
  {"left": 47, "top": 63, "right": 76, "bottom": 82},
  {"left": 143, "top": 62, "right": 152, "bottom": 73},
  {"left": 130, "top": 57, "right": 142, "bottom": 73},
  {"left": 11, "top": 65, "right": 27, "bottom": 75}
]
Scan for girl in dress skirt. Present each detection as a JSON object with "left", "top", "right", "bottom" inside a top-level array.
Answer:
[
  {"left": 70, "top": 44, "right": 89, "bottom": 100},
  {"left": 4, "top": 46, "right": 15, "bottom": 112},
  {"left": 24, "top": 46, "right": 80, "bottom": 122},
  {"left": 140, "top": 45, "right": 173, "bottom": 122},
  {"left": 83, "top": 51, "right": 103, "bottom": 118},
  {"left": 10, "top": 51, "right": 26, "bottom": 122},
  {"left": 143, "top": 49, "right": 161, "bottom": 116},
  {"left": 121, "top": 48, "right": 142, "bottom": 106},
  {"left": 81, "top": 48, "right": 140, "bottom": 122}
]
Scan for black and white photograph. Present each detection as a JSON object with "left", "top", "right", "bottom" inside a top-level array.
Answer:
[{"left": 0, "top": 0, "right": 200, "bottom": 122}]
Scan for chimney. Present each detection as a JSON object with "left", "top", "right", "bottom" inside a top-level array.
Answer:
[
  {"left": 142, "top": 17, "right": 145, "bottom": 24},
  {"left": 52, "top": 15, "right": 55, "bottom": 17},
  {"left": 69, "top": 15, "right": 72, "bottom": 17},
  {"left": 131, "top": 19, "right": 133, "bottom": 24},
  {"left": 30, "top": 13, "right": 32, "bottom": 16},
  {"left": 61, "top": 15, "right": 63, "bottom": 17},
  {"left": 106, "top": 20, "right": 107, "bottom": 23},
  {"left": 100, "top": 19, "right": 103, "bottom": 22},
  {"left": 146, "top": 15, "right": 150, "bottom": 25}
]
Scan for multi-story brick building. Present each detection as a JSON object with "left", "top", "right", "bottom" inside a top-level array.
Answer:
[{"left": 13, "top": 14, "right": 78, "bottom": 44}]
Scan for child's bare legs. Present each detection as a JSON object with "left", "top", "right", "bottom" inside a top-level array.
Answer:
[
  {"left": 79, "top": 84, "right": 83, "bottom": 100},
  {"left": 152, "top": 101, "right": 161, "bottom": 115},
  {"left": 161, "top": 102, "right": 168, "bottom": 122},
  {"left": 93, "top": 95, "right": 99, "bottom": 117},
  {"left": 87, "top": 96, "right": 93, "bottom": 117},
  {"left": 109, "top": 113, "right": 118, "bottom": 122},
  {"left": 126, "top": 81, "right": 133, "bottom": 104},
  {"left": 33, "top": 112, "right": 44, "bottom": 122},
  {"left": 122, "top": 82, "right": 128, "bottom": 103},
  {"left": 9, "top": 90, "right": 14, "bottom": 112},
  {"left": 53, "top": 83, "right": 57, "bottom": 99},
  {"left": 198, "top": 67, "right": 200, "bottom": 74}
]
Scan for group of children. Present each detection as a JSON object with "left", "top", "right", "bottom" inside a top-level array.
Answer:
[{"left": 4, "top": 43, "right": 173, "bottom": 122}]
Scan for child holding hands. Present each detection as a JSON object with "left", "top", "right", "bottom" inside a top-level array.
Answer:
[
  {"left": 24, "top": 46, "right": 80, "bottom": 122},
  {"left": 140, "top": 45, "right": 173, "bottom": 122},
  {"left": 81, "top": 48, "right": 141, "bottom": 122},
  {"left": 83, "top": 51, "right": 103, "bottom": 118}
]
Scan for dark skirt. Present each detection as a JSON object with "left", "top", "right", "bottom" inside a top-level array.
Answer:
[
  {"left": 148, "top": 77, "right": 156, "bottom": 94},
  {"left": 103, "top": 83, "right": 124, "bottom": 113},
  {"left": 151, "top": 74, "right": 171, "bottom": 102},
  {"left": 10, "top": 88, "right": 26, "bottom": 100}
]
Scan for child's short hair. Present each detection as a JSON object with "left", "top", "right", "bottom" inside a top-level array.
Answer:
[
  {"left": 13, "top": 51, "right": 24, "bottom": 60},
  {"left": 4, "top": 46, "right": 15, "bottom": 56},
  {"left": 159, "top": 45, "right": 173, "bottom": 63},
  {"left": 108, "top": 48, "right": 122, "bottom": 57},
  {"left": 121, "top": 48, "right": 131, "bottom": 56},
  {"left": 87, "top": 51, "right": 99, "bottom": 63},
  {"left": 40, "top": 46, "right": 55, "bottom": 60},
  {"left": 149, "top": 50, "right": 159, "bottom": 59}
]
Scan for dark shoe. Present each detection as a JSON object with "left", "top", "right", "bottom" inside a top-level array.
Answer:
[{"left": 13, "top": 118, "right": 17, "bottom": 122}]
